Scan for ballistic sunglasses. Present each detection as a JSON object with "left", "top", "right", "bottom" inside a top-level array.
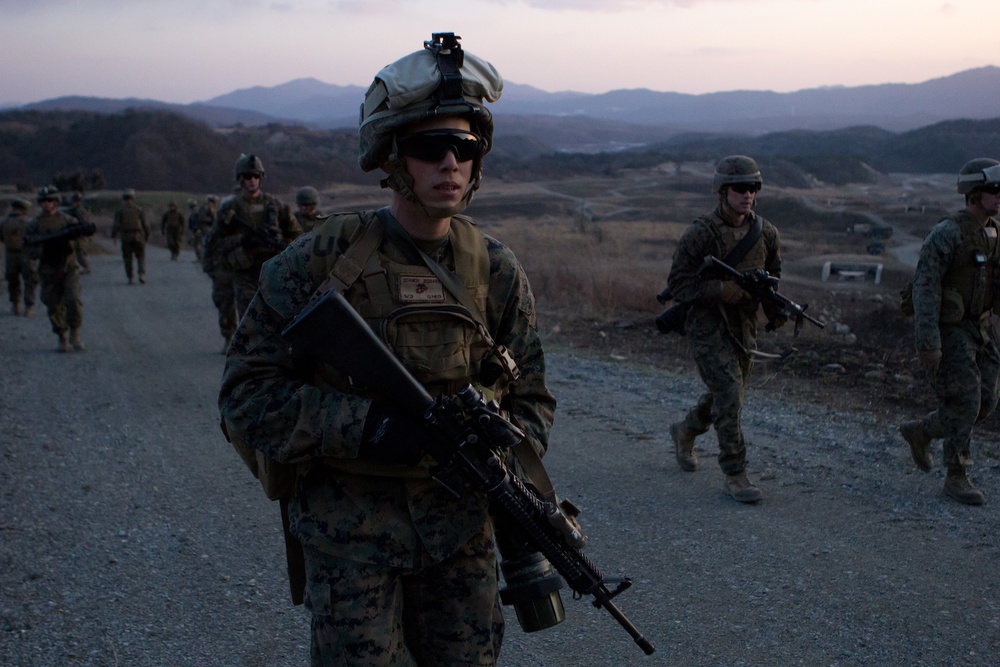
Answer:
[
  {"left": 396, "top": 130, "right": 484, "bottom": 163},
  {"left": 730, "top": 183, "right": 761, "bottom": 194}
]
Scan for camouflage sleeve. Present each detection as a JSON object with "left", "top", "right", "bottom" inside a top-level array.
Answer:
[
  {"left": 912, "top": 218, "right": 960, "bottom": 351},
  {"left": 484, "top": 236, "right": 556, "bottom": 458},
  {"left": 280, "top": 201, "right": 303, "bottom": 242},
  {"left": 667, "top": 217, "right": 724, "bottom": 304},
  {"left": 764, "top": 221, "right": 781, "bottom": 278},
  {"left": 218, "top": 239, "right": 370, "bottom": 464}
]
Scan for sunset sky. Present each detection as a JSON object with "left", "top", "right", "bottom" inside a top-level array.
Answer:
[{"left": 2, "top": 0, "right": 996, "bottom": 106}]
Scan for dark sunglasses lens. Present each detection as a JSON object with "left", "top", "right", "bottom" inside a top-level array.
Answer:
[
  {"left": 398, "top": 131, "right": 482, "bottom": 162},
  {"left": 731, "top": 183, "right": 759, "bottom": 194},
  {"left": 983, "top": 184, "right": 1000, "bottom": 195}
]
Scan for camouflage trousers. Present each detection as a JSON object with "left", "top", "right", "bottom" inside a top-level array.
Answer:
[
  {"left": 165, "top": 228, "right": 183, "bottom": 259},
  {"left": 304, "top": 531, "right": 503, "bottom": 666},
  {"left": 232, "top": 271, "right": 259, "bottom": 320},
  {"left": 684, "top": 332, "right": 754, "bottom": 475},
  {"left": 208, "top": 270, "right": 238, "bottom": 340},
  {"left": 916, "top": 321, "right": 1000, "bottom": 469},
  {"left": 5, "top": 251, "right": 38, "bottom": 307},
  {"left": 39, "top": 266, "right": 82, "bottom": 333},
  {"left": 119, "top": 237, "right": 146, "bottom": 280}
]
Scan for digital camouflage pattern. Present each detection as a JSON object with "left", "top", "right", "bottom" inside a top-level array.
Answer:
[
  {"left": 160, "top": 206, "right": 186, "bottom": 260},
  {"left": 667, "top": 207, "right": 781, "bottom": 474},
  {"left": 205, "top": 191, "right": 301, "bottom": 317},
  {"left": 910, "top": 210, "right": 1000, "bottom": 468},
  {"left": 219, "top": 207, "right": 553, "bottom": 664},
  {"left": 26, "top": 209, "right": 84, "bottom": 334}
]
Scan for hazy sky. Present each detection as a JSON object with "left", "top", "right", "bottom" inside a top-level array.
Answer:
[{"left": 2, "top": 0, "right": 996, "bottom": 106}]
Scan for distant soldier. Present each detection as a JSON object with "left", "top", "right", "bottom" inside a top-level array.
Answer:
[
  {"left": 25, "top": 186, "right": 94, "bottom": 351},
  {"left": 189, "top": 195, "right": 217, "bottom": 265},
  {"left": 293, "top": 186, "right": 322, "bottom": 232},
  {"left": 160, "top": 201, "right": 186, "bottom": 260},
  {"left": 204, "top": 154, "right": 300, "bottom": 350},
  {"left": 65, "top": 191, "right": 92, "bottom": 274},
  {"left": 666, "top": 155, "right": 783, "bottom": 503},
  {"left": 111, "top": 189, "right": 150, "bottom": 284},
  {"left": 900, "top": 158, "right": 1000, "bottom": 506},
  {"left": 1, "top": 197, "right": 39, "bottom": 316}
]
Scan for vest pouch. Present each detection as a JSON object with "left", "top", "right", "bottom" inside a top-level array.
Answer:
[
  {"left": 381, "top": 305, "right": 491, "bottom": 385},
  {"left": 224, "top": 416, "right": 296, "bottom": 500},
  {"left": 939, "top": 287, "right": 965, "bottom": 325}
]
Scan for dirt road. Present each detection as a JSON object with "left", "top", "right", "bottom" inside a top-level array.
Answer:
[{"left": 2, "top": 245, "right": 999, "bottom": 666}]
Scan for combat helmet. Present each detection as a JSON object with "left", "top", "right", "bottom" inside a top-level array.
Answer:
[
  {"left": 359, "top": 32, "right": 503, "bottom": 217},
  {"left": 122, "top": 188, "right": 136, "bottom": 200},
  {"left": 713, "top": 155, "right": 762, "bottom": 193},
  {"left": 37, "top": 185, "right": 60, "bottom": 203},
  {"left": 957, "top": 158, "right": 1000, "bottom": 194},
  {"left": 10, "top": 197, "right": 30, "bottom": 211},
  {"left": 234, "top": 154, "right": 266, "bottom": 180},
  {"left": 296, "top": 186, "right": 320, "bottom": 206}
]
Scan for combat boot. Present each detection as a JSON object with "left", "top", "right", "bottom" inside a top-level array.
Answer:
[
  {"left": 944, "top": 468, "right": 985, "bottom": 506},
  {"left": 70, "top": 328, "right": 86, "bottom": 352},
  {"left": 670, "top": 420, "right": 698, "bottom": 472},
  {"left": 725, "top": 471, "right": 763, "bottom": 503},
  {"left": 23, "top": 305, "right": 34, "bottom": 317},
  {"left": 221, "top": 335, "right": 232, "bottom": 354},
  {"left": 900, "top": 420, "right": 933, "bottom": 472},
  {"left": 56, "top": 332, "right": 69, "bottom": 353},
  {"left": 139, "top": 274, "right": 146, "bottom": 284},
  {"left": 12, "top": 302, "right": 21, "bottom": 316}
]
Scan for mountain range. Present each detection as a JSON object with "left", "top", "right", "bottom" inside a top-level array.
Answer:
[{"left": 16, "top": 66, "right": 1000, "bottom": 151}]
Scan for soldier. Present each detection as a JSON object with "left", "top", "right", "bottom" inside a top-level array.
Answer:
[
  {"left": 160, "top": 201, "right": 186, "bottom": 260},
  {"left": 25, "top": 186, "right": 94, "bottom": 351},
  {"left": 293, "top": 186, "right": 322, "bottom": 233},
  {"left": 110, "top": 189, "right": 150, "bottom": 284},
  {"left": 219, "top": 33, "right": 555, "bottom": 665},
  {"left": 1, "top": 198, "right": 39, "bottom": 316},
  {"left": 65, "top": 191, "right": 92, "bottom": 274},
  {"left": 204, "top": 154, "right": 301, "bottom": 329},
  {"left": 900, "top": 158, "right": 1000, "bottom": 506},
  {"left": 189, "top": 195, "right": 217, "bottom": 265},
  {"left": 666, "top": 155, "right": 782, "bottom": 503}
]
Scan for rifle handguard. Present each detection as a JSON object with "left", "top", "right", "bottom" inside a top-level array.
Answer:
[{"left": 545, "top": 497, "right": 588, "bottom": 550}]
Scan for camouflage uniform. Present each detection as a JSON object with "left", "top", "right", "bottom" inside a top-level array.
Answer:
[
  {"left": 65, "top": 195, "right": 92, "bottom": 274},
  {"left": 668, "top": 206, "right": 781, "bottom": 475},
  {"left": 1, "top": 202, "right": 39, "bottom": 314},
  {"left": 26, "top": 204, "right": 86, "bottom": 348},
  {"left": 205, "top": 190, "right": 301, "bottom": 318},
  {"left": 160, "top": 204, "right": 186, "bottom": 260},
  {"left": 219, "top": 209, "right": 553, "bottom": 665},
  {"left": 294, "top": 209, "right": 322, "bottom": 234},
  {"left": 910, "top": 210, "right": 1000, "bottom": 471},
  {"left": 111, "top": 194, "right": 150, "bottom": 283},
  {"left": 189, "top": 197, "right": 216, "bottom": 265}
]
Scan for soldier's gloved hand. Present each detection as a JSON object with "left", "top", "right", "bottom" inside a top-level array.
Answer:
[
  {"left": 720, "top": 281, "right": 749, "bottom": 305},
  {"left": 358, "top": 402, "right": 432, "bottom": 465},
  {"left": 918, "top": 349, "right": 942, "bottom": 373}
]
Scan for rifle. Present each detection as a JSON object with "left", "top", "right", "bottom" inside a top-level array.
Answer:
[
  {"left": 281, "top": 289, "right": 656, "bottom": 656},
  {"left": 24, "top": 220, "right": 96, "bottom": 246},
  {"left": 701, "top": 255, "right": 825, "bottom": 334}
]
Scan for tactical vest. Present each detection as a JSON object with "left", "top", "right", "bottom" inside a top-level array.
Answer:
[
  {"left": 941, "top": 211, "right": 1000, "bottom": 319},
  {"left": 306, "top": 210, "right": 497, "bottom": 399},
  {"left": 1, "top": 213, "right": 26, "bottom": 251},
  {"left": 707, "top": 212, "right": 769, "bottom": 273}
]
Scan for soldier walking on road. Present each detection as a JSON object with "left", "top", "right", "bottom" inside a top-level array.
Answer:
[
  {"left": 219, "top": 33, "right": 555, "bottom": 665},
  {"left": 111, "top": 189, "right": 150, "bottom": 284},
  {"left": 203, "top": 154, "right": 300, "bottom": 350},
  {"left": 161, "top": 202, "right": 186, "bottom": 260},
  {"left": 900, "top": 158, "right": 1000, "bottom": 506},
  {"left": 294, "top": 186, "right": 323, "bottom": 233},
  {"left": 189, "top": 195, "right": 216, "bottom": 265},
  {"left": 1, "top": 197, "right": 39, "bottom": 316},
  {"left": 666, "top": 155, "right": 783, "bottom": 503},
  {"left": 65, "top": 191, "right": 92, "bottom": 274},
  {"left": 25, "top": 186, "right": 94, "bottom": 352}
]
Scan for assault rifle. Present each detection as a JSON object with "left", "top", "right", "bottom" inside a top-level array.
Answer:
[
  {"left": 24, "top": 220, "right": 96, "bottom": 246},
  {"left": 281, "top": 289, "right": 655, "bottom": 656},
  {"left": 702, "top": 256, "right": 825, "bottom": 334}
]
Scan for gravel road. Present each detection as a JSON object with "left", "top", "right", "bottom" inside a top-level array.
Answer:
[{"left": 2, "top": 244, "right": 999, "bottom": 666}]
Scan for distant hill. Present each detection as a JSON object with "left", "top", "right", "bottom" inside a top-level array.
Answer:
[
  {"left": 15, "top": 66, "right": 1000, "bottom": 152},
  {"left": 3, "top": 105, "right": 999, "bottom": 195}
]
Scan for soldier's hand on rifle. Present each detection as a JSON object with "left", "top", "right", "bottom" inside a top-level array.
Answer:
[
  {"left": 918, "top": 348, "right": 942, "bottom": 373},
  {"left": 358, "top": 402, "right": 432, "bottom": 465},
  {"left": 720, "top": 281, "right": 749, "bottom": 304}
]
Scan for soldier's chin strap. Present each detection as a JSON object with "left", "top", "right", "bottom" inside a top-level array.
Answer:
[{"left": 381, "top": 136, "right": 483, "bottom": 219}]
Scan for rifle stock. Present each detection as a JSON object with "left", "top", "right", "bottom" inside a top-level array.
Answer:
[{"left": 281, "top": 289, "right": 655, "bottom": 656}]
